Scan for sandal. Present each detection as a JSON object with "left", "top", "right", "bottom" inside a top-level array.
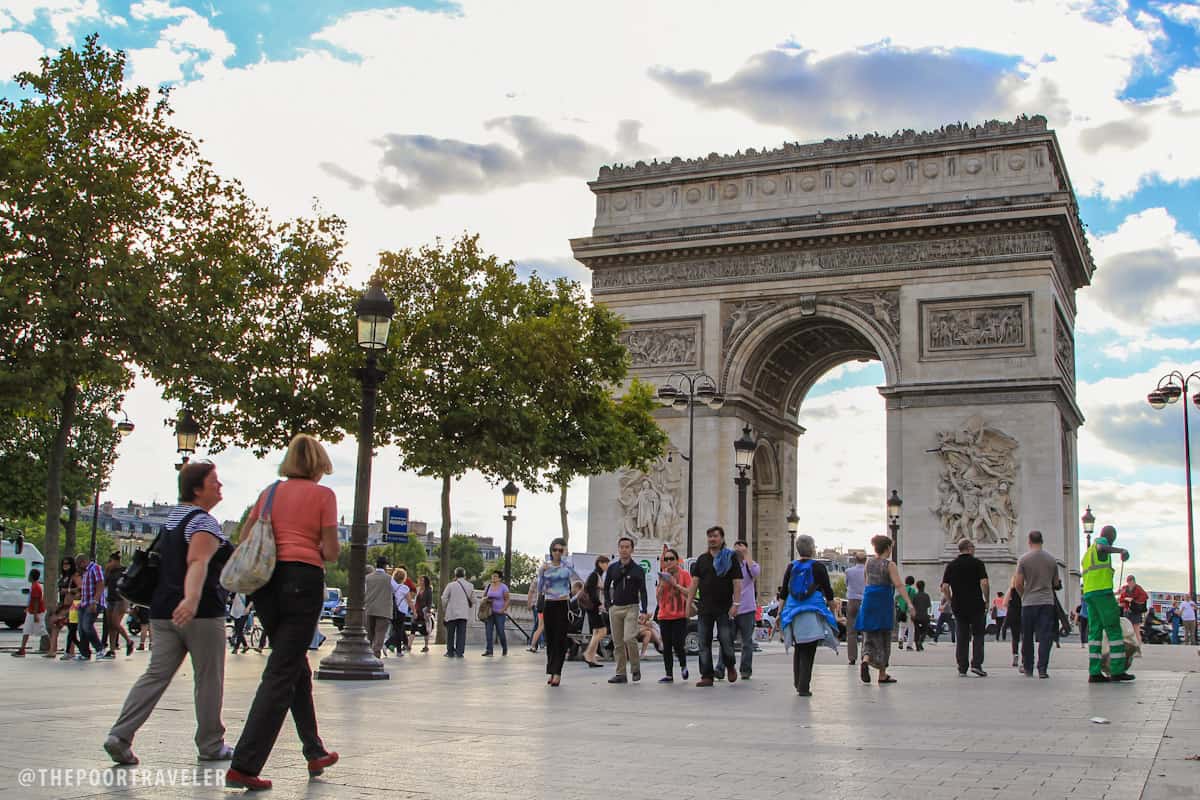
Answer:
[
  {"left": 878, "top": 676, "right": 898, "bottom": 684},
  {"left": 860, "top": 660, "right": 870, "bottom": 684}
]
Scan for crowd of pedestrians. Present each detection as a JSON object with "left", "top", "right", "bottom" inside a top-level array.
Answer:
[{"left": 11, "top": 426, "right": 1198, "bottom": 791}]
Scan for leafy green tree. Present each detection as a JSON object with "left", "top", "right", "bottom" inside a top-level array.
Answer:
[
  {"left": 504, "top": 551, "right": 540, "bottom": 594},
  {"left": 157, "top": 214, "right": 361, "bottom": 455},
  {"left": 832, "top": 575, "right": 847, "bottom": 599},
  {"left": 388, "top": 538, "right": 431, "bottom": 576},
  {"left": 0, "top": 37, "right": 275, "bottom": 597},
  {"left": 433, "top": 535, "right": 485, "bottom": 585},
  {"left": 372, "top": 235, "right": 550, "bottom": 641}
]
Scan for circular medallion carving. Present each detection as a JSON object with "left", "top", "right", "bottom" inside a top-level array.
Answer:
[
  {"left": 722, "top": 182, "right": 739, "bottom": 199},
  {"left": 964, "top": 157, "right": 982, "bottom": 174},
  {"left": 922, "top": 161, "right": 939, "bottom": 178},
  {"left": 1008, "top": 154, "right": 1026, "bottom": 171},
  {"left": 685, "top": 187, "right": 701, "bottom": 204},
  {"left": 612, "top": 195, "right": 628, "bottom": 211},
  {"left": 648, "top": 190, "right": 665, "bottom": 207},
  {"left": 840, "top": 170, "right": 857, "bottom": 187},
  {"left": 880, "top": 167, "right": 897, "bottom": 183},
  {"left": 799, "top": 175, "right": 817, "bottom": 192},
  {"left": 761, "top": 178, "right": 777, "bottom": 195}
]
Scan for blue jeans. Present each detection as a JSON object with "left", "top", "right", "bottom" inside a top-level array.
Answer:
[
  {"left": 78, "top": 606, "right": 104, "bottom": 658},
  {"left": 697, "top": 612, "right": 736, "bottom": 679},
  {"left": 735, "top": 611, "right": 756, "bottom": 677},
  {"left": 1020, "top": 604, "right": 1056, "bottom": 675},
  {"left": 445, "top": 619, "right": 467, "bottom": 656},
  {"left": 484, "top": 613, "right": 507, "bottom": 654}
]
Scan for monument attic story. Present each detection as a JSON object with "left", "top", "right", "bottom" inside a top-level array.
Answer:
[{"left": 570, "top": 115, "right": 1094, "bottom": 302}]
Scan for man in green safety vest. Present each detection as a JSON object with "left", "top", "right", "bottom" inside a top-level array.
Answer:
[{"left": 1081, "top": 524, "right": 1133, "bottom": 683}]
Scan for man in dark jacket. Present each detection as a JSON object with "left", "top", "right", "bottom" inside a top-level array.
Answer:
[{"left": 604, "top": 537, "right": 647, "bottom": 684}]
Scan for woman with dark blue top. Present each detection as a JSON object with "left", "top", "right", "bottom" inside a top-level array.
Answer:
[{"left": 536, "top": 537, "right": 581, "bottom": 687}]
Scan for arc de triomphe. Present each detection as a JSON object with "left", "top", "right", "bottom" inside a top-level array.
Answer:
[{"left": 570, "top": 116, "right": 1092, "bottom": 605}]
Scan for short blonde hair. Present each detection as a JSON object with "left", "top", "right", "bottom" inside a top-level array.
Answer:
[
  {"left": 279, "top": 434, "right": 333, "bottom": 480},
  {"left": 392, "top": 568, "right": 408, "bottom": 582}
]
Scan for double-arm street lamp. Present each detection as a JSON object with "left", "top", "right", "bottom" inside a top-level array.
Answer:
[
  {"left": 733, "top": 425, "right": 756, "bottom": 543},
  {"left": 502, "top": 481, "right": 519, "bottom": 584},
  {"left": 318, "top": 281, "right": 394, "bottom": 682},
  {"left": 89, "top": 412, "right": 135, "bottom": 561},
  {"left": 656, "top": 372, "right": 724, "bottom": 559},
  {"left": 1146, "top": 369, "right": 1200, "bottom": 602},
  {"left": 1081, "top": 505, "right": 1095, "bottom": 548},
  {"left": 887, "top": 490, "right": 903, "bottom": 565}
]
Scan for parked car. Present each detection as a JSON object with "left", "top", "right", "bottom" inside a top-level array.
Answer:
[{"left": 322, "top": 587, "right": 342, "bottom": 619}]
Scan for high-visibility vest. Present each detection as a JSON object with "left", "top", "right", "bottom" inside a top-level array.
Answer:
[{"left": 1081, "top": 542, "right": 1114, "bottom": 595}]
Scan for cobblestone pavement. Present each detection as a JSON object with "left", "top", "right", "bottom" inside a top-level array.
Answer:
[{"left": 1, "top": 629, "right": 1197, "bottom": 799}]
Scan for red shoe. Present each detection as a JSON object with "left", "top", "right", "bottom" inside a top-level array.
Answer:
[
  {"left": 225, "top": 768, "right": 271, "bottom": 791},
  {"left": 308, "top": 752, "right": 338, "bottom": 777},
  {"left": 726, "top": 666, "right": 738, "bottom": 683}
]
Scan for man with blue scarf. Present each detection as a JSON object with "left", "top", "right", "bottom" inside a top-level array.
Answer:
[
  {"left": 779, "top": 534, "right": 839, "bottom": 696},
  {"left": 685, "top": 526, "right": 743, "bottom": 687}
]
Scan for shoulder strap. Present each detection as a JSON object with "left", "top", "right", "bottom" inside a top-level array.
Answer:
[{"left": 260, "top": 481, "right": 281, "bottom": 520}]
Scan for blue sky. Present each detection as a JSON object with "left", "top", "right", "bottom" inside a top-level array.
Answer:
[{"left": 2, "top": 0, "right": 1199, "bottom": 591}]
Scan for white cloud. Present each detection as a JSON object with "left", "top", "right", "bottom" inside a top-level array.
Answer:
[
  {"left": 1080, "top": 208, "right": 1200, "bottom": 331},
  {"left": 124, "top": 1, "right": 233, "bottom": 88},
  {"left": 1102, "top": 335, "right": 1200, "bottom": 360},
  {"left": 0, "top": 0, "right": 114, "bottom": 44},
  {"left": 0, "top": 29, "right": 43, "bottom": 78},
  {"left": 1156, "top": 2, "right": 1200, "bottom": 29}
]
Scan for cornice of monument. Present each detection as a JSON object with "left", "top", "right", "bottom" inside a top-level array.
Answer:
[{"left": 593, "top": 115, "right": 1051, "bottom": 184}]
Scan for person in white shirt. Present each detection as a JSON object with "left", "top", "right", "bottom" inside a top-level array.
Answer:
[
  {"left": 1181, "top": 598, "right": 1197, "bottom": 646},
  {"left": 388, "top": 568, "right": 412, "bottom": 656},
  {"left": 844, "top": 553, "right": 867, "bottom": 665}
]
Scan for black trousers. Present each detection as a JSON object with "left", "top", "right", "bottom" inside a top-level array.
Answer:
[
  {"left": 659, "top": 618, "right": 688, "bottom": 676},
  {"left": 230, "top": 616, "right": 249, "bottom": 651},
  {"left": 231, "top": 562, "right": 327, "bottom": 777},
  {"left": 543, "top": 600, "right": 569, "bottom": 676},
  {"left": 955, "top": 610, "right": 986, "bottom": 673},
  {"left": 1008, "top": 612, "right": 1022, "bottom": 657},
  {"left": 792, "top": 640, "right": 819, "bottom": 693}
]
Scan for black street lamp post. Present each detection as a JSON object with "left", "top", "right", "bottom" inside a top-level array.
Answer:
[
  {"left": 887, "top": 490, "right": 903, "bottom": 564},
  {"left": 169, "top": 409, "right": 199, "bottom": 472},
  {"left": 656, "top": 372, "right": 724, "bottom": 559},
  {"left": 89, "top": 412, "right": 135, "bottom": 561},
  {"left": 502, "top": 481, "right": 518, "bottom": 584},
  {"left": 317, "top": 282, "right": 394, "bottom": 681},
  {"left": 786, "top": 507, "right": 799, "bottom": 561},
  {"left": 1081, "top": 505, "right": 1095, "bottom": 549},
  {"left": 733, "top": 425, "right": 756, "bottom": 543},
  {"left": 1147, "top": 369, "right": 1200, "bottom": 602}
]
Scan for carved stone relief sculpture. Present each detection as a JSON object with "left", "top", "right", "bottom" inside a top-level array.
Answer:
[
  {"left": 920, "top": 294, "right": 1033, "bottom": 360},
  {"left": 1055, "top": 312, "right": 1075, "bottom": 382},
  {"left": 617, "top": 456, "right": 684, "bottom": 547},
  {"left": 929, "top": 416, "right": 1019, "bottom": 545},
  {"left": 840, "top": 290, "right": 900, "bottom": 335},
  {"left": 619, "top": 324, "right": 698, "bottom": 369}
]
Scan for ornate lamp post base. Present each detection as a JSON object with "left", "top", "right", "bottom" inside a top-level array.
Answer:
[{"left": 315, "top": 623, "right": 388, "bottom": 681}]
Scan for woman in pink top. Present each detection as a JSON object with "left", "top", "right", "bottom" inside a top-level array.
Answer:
[{"left": 227, "top": 435, "right": 340, "bottom": 791}]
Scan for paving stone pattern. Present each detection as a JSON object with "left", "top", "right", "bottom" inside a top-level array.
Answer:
[{"left": 0, "top": 630, "right": 1197, "bottom": 799}]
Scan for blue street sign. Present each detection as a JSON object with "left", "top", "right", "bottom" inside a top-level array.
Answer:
[{"left": 384, "top": 506, "right": 409, "bottom": 543}]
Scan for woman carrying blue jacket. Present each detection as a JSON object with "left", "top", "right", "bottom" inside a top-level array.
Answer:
[{"left": 778, "top": 534, "right": 839, "bottom": 696}]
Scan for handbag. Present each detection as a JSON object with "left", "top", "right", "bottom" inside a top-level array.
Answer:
[
  {"left": 477, "top": 584, "right": 493, "bottom": 621},
  {"left": 220, "top": 482, "right": 280, "bottom": 594},
  {"left": 117, "top": 508, "right": 202, "bottom": 607}
]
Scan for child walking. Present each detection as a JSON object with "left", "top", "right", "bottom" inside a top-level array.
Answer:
[{"left": 11, "top": 569, "right": 45, "bottom": 657}]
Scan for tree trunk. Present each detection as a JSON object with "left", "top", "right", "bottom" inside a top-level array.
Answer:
[
  {"left": 559, "top": 482, "right": 570, "bottom": 546},
  {"left": 43, "top": 383, "right": 79, "bottom": 622},
  {"left": 435, "top": 473, "right": 452, "bottom": 646},
  {"left": 64, "top": 502, "right": 78, "bottom": 558}
]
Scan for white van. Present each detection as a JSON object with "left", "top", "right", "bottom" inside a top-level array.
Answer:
[{"left": 0, "top": 537, "right": 45, "bottom": 628}]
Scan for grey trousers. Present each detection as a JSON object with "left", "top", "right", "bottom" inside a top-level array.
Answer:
[
  {"left": 845, "top": 599, "right": 862, "bottom": 663},
  {"left": 367, "top": 615, "right": 390, "bottom": 656},
  {"left": 108, "top": 618, "right": 227, "bottom": 756},
  {"left": 609, "top": 604, "right": 641, "bottom": 675}
]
